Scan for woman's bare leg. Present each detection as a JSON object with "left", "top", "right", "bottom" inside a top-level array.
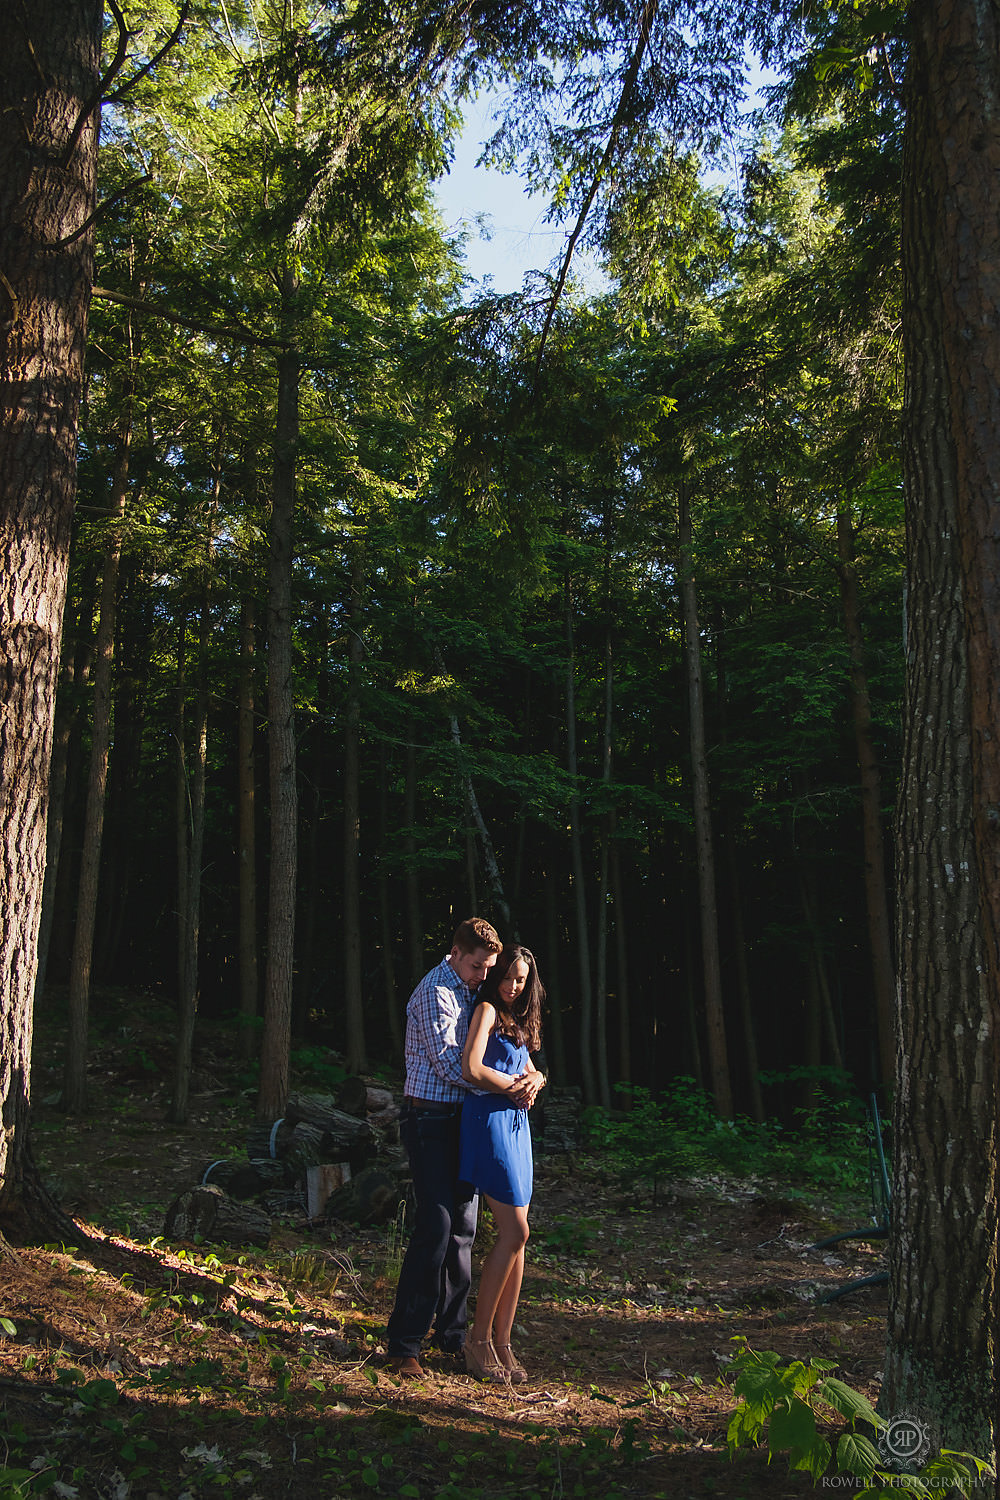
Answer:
[{"left": 470, "top": 1199, "right": 530, "bottom": 1343}]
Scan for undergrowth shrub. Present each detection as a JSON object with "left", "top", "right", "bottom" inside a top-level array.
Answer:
[
  {"left": 585, "top": 1077, "right": 871, "bottom": 1199},
  {"left": 727, "top": 1339, "right": 994, "bottom": 1497}
]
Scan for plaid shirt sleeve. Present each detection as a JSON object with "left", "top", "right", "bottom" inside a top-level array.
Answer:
[{"left": 403, "top": 959, "right": 472, "bottom": 1102}]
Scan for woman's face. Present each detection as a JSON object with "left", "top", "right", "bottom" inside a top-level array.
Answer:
[{"left": 497, "top": 958, "right": 530, "bottom": 1005}]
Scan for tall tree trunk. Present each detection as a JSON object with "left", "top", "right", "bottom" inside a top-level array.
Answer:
[
  {"left": 237, "top": 596, "right": 259, "bottom": 1062},
  {"left": 0, "top": 0, "right": 102, "bottom": 1239},
  {"left": 377, "top": 746, "right": 403, "bottom": 1058},
  {"left": 343, "top": 539, "right": 366, "bottom": 1072},
  {"left": 678, "top": 484, "right": 732, "bottom": 1118},
  {"left": 565, "top": 576, "right": 596, "bottom": 1102},
  {"left": 725, "top": 844, "right": 764, "bottom": 1122},
  {"left": 35, "top": 583, "right": 93, "bottom": 1001},
  {"left": 836, "top": 506, "right": 895, "bottom": 1090},
  {"left": 258, "top": 311, "right": 300, "bottom": 1122},
  {"left": 883, "top": 0, "right": 998, "bottom": 1456},
  {"left": 96, "top": 554, "right": 150, "bottom": 976},
  {"left": 594, "top": 625, "right": 614, "bottom": 1109},
  {"left": 543, "top": 854, "right": 567, "bottom": 1083},
  {"left": 610, "top": 835, "right": 631, "bottom": 1089},
  {"left": 447, "top": 708, "right": 509, "bottom": 925},
  {"left": 63, "top": 419, "right": 132, "bottom": 1112},
  {"left": 403, "top": 742, "right": 423, "bottom": 983},
  {"left": 171, "top": 573, "right": 211, "bottom": 1125},
  {"left": 796, "top": 862, "right": 845, "bottom": 1072}
]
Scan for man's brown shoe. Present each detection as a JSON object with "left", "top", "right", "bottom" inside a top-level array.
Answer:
[{"left": 386, "top": 1355, "right": 423, "bottom": 1379}]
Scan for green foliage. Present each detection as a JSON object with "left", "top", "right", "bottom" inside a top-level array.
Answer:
[
  {"left": 727, "top": 1340, "right": 995, "bottom": 1497},
  {"left": 586, "top": 1079, "right": 869, "bottom": 1201},
  {"left": 289, "top": 1046, "right": 348, "bottom": 1093},
  {"left": 536, "top": 1214, "right": 601, "bottom": 1256}
]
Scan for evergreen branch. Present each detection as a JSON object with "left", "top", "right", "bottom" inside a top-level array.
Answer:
[
  {"left": 62, "top": 0, "right": 130, "bottom": 168},
  {"left": 105, "top": 0, "right": 193, "bottom": 104},
  {"left": 533, "top": 0, "right": 660, "bottom": 387},
  {"left": 51, "top": 176, "right": 152, "bottom": 248},
  {"left": 91, "top": 285, "right": 288, "bottom": 350}
]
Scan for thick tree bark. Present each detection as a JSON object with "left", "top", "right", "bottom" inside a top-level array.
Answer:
[
  {"left": 64, "top": 419, "right": 133, "bottom": 1113},
  {"left": 257, "top": 321, "right": 300, "bottom": 1122},
  {"left": 836, "top": 507, "right": 896, "bottom": 1090},
  {"left": 343, "top": 539, "right": 366, "bottom": 1073},
  {"left": 678, "top": 484, "right": 732, "bottom": 1118},
  {"left": 883, "top": 0, "right": 998, "bottom": 1456},
  {"left": 0, "top": 0, "right": 102, "bottom": 1237}
]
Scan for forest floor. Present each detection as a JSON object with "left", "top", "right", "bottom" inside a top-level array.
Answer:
[{"left": 0, "top": 992, "right": 890, "bottom": 1499}]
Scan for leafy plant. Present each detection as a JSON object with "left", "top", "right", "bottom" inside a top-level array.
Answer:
[
  {"left": 537, "top": 1214, "right": 601, "bottom": 1256},
  {"left": 727, "top": 1339, "right": 994, "bottom": 1497}
]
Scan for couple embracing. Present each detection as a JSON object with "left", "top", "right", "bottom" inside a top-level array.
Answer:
[{"left": 386, "top": 918, "right": 546, "bottom": 1384}]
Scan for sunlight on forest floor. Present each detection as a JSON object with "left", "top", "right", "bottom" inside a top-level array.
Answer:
[{"left": 0, "top": 995, "right": 888, "bottom": 1498}]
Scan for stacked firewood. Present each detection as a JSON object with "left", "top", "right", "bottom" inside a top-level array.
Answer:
[{"left": 163, "top": 1078, "right": 408, "bottom": 1247}]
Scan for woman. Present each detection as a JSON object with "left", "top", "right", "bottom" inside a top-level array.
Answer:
[{"left": 459, "top": 944, "right": 545, "bottom": 1383}]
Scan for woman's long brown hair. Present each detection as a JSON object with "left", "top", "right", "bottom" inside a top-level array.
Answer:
[{"left": 476, "top": 944, "right": 545, "bottom": 1053}]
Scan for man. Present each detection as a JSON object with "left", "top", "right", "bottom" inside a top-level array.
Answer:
[{"left": 386, "top": 917, "right": 543, "bottom": 1377}]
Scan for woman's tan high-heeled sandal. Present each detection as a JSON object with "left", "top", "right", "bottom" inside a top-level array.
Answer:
[
  {"left": 494, "top": 1343, "right": 527, "bottom": 1384},
  {"left": 464, "top": 1338, "right": 507, "bottom": 1382}
]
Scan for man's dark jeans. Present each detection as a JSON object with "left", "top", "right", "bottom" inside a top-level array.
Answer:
[{"left": 386, "top": 1103, "right": 478, "bottom": 1357}]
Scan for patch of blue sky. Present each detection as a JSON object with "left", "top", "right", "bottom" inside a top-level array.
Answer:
[{"left": 432, "top": 50, "right": 781, "bottom": 296}]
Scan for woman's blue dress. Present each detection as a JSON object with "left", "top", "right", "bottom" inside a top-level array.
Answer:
[{"left": 460, "top": 1030, "right": 533, "bottom": 1207}]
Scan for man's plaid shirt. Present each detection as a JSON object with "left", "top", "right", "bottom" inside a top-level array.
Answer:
[{"left": 403, "top": 956, "right": 478, "bottom": 1102}]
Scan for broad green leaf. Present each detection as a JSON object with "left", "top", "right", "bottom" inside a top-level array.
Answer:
[
  {"left": 768, "top": 1396, "right": 818, "bottom": 1453},
  {"left": 837, "top": 1430, "right": 881, "bottom": 1480},
  {"left": 789, "top": 1436, "right": 832, "bottom": 1480},
  {"left": 819, "top": 1376, "right": 883, "bottom": 1426}
]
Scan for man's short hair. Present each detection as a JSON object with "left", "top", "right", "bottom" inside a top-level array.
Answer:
[{"left": 452, "top": 917, "right": 501, "bottom": 955}]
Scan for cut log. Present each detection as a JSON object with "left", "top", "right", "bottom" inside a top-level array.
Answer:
[
  {"left": 323, "top": 1165, "right": 407, "bottom": 1227},
  {"left": 364, "top": 1086, "right": 394, "bottom": 1113},
  {"left": 199, "top": 1158, "right": 291, "bottom": 1198},
  {"left": 246, "top": 1119, "right": 294, "bottom": 1160},
  {"left": 283, "top": 1121, "right": 325, "bottom": 1175},
  {"left": 334, "top": 1076, "right": 369, "bottom": 1118},
  {"left": 163, "top": 1185, "right": 271, "bottom": 1247},
  {"left": 284, "top": 1093, "right": 376, "bottom": 1168},
  {"left": 306, "top": 1162, "right": 351, "bottom": 1217}
]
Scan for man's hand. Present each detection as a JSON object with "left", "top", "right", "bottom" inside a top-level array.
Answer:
[{"left": 509, "top": 1068, "right": 546, "bottom": 1108}]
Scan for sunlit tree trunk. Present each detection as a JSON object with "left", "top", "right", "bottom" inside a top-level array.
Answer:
[{"left": 0, "top": 0, "right": 102, "bottom": 1239}]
